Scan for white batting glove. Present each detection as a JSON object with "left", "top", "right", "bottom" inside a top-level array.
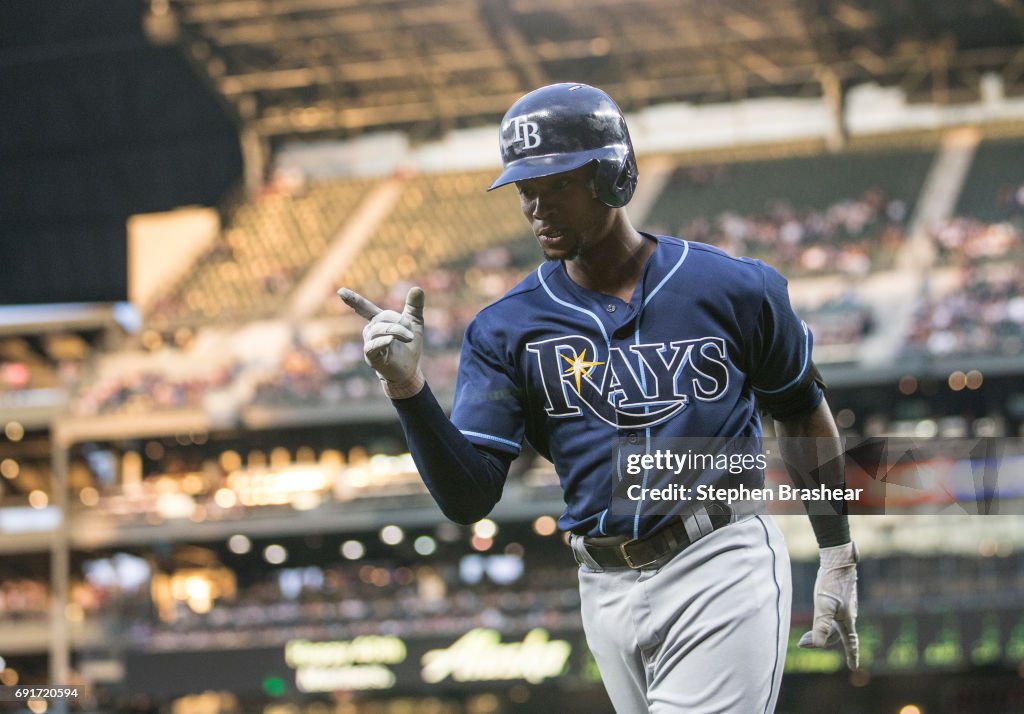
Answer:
[
  {"left": 798, "top": 541, "right": 860, "bottom": 670},
  {"left": 337, "top": 286, "right": 426, "bottom": 399}
]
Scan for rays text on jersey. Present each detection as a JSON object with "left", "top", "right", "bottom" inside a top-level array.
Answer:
[{"left": 525, "top": 334, "right": 729, "bottom": 428}]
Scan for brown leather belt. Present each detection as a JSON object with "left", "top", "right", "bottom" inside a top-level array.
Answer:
[{"left": 574, "top": 504, "right": 733, "bottom": 569}]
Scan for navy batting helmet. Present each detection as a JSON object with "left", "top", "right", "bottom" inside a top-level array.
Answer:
[{"left": 488, "top": 83, "right": 638, "bottom": 208}]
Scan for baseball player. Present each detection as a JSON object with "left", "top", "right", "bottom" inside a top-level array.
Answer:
[{"left": 339, "top": 83, "right": 859, "bottom": 713}]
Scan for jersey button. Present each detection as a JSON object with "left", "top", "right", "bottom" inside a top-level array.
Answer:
[
  {"left": 627, "top": 432, "right": 639, "bottom": 444},
  {"left": 605, "top": 304, "right": 617, "bottom": 313}
]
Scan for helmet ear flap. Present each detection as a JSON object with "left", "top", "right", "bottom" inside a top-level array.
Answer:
[
  {"left": 614, "top": 157, "right": 638, "bottom": 200},
  {"left": 594, "top": 154, "right": 638, "bottom": 208}
]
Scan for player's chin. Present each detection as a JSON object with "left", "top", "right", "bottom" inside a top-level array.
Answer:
[{"left": 539, "top": 243, "right": 580, "bottom": 262}]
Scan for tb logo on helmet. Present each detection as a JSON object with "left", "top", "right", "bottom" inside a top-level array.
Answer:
[
  {"left": 509, "top": 115, "right": 542, "bottom": 149},
  {"left": 489, "top": 84, "right": 638, "bottom": 208}
]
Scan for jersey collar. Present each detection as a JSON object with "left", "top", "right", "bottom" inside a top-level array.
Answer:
[{"left": 541, "top": 233, "right": 689, "bottom": 317}]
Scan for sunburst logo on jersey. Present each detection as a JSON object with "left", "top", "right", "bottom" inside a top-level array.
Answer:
[{"left": 560, "top": 349, "right": 604, "bottom": 395}]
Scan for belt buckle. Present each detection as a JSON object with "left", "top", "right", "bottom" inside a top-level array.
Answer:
[{"left": 619, "top": 538, "right": 660, "bottom": 569}]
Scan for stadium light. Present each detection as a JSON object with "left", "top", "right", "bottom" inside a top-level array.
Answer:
[
  {"left": 4, "top": 422, "right": 24, "bottom": 441},
  {"left": 264, "top": 544, "right": 288, "bottom": 565},
  {"left": 79, "top": 487, "right": 100, "bottom": 506},
  {"left": 533, "top": 515, "right": 557, "bottom": 536},
  {"left": 0, "top": 458, "right": 18, "bottom": 479},
  {"left": 0, "top": 666, "right": 18, "bottom": 685},
  {"left": 473, "top": 518, "right": 498, "bottom": 539},
  {"left": 470, "top": 535, "right": 493, "bottom": 552},
  {"left": 214, "top": 488, "right": 238, "bottom": 509},
  {"left": 341, "top": 540, "right": 365, "bottom": 560},
  {"left": 414, "top": 535, "right": 437, "bottom": 556},
  {"left": 380, "top": 525, "right": 404, "bottom": 545},
  {"left": 228, "top": 534, "right": 252, "bottom": 555}
]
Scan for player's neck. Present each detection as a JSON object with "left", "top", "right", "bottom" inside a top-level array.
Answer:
[{"left": 565, "top": 224, "right": 654, "bottom": 303}]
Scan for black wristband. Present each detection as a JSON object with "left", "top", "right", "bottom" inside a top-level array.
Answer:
[{"left": 808, "top": 513, "right": 851, "bottom": 548}]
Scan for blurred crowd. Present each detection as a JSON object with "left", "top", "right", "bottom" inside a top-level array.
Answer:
[
  {"left": 932, "top": 216, "right": 1021, "bottom": 264},
  {"left": 0, "top": 333, "right": 91, "bottom": 396},
  {"left": 0, "top": 574, "right": 142, "bottom": 622},
  {"left": 0, "top": 549, "right": 585, "bottom": 646},
  {"left": 0, "top": 578, "right": 49, "bottom": 621},
  {"left": 4, "top": 169, "right": 1023, "bottom": 417},
  {"left": 797, "top": 291, "right": 876, "bottom": 353},
  {"left": 146, "top": 559, "right": 582, "bottom": 645},
  {"left": 71, "top": 363, "right": 239, "bottom": 417},
  {"left": 7, "top": 551, "right": 1024, "bottom": 648},
  {"left": 651, "top": 180, "right": 909, "bottom": 278},
  {"left": 903, "top": 264, "right": 1024, "bottom": 358}
]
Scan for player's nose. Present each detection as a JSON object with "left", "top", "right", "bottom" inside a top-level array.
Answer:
[{"left": 531, "top": 193, "right": 559, "bottom": 220}]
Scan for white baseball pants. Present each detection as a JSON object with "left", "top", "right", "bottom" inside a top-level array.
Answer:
[{"left": 574, "top": 515, "right": 792, "bottom": 713}]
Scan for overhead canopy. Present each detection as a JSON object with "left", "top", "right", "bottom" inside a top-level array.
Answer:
[{"left": 171, "top": 0, "right": 1024, "bottom": 141}]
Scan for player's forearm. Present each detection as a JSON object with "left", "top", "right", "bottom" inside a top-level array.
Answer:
[
  {"left": 774, "top": 399, "right": 850, "bottom": 546},
  {"left": 391, "top": 383, "right": 509, "bottom": 525}
]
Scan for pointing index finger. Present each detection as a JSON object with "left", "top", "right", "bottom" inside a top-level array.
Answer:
[{"left": 337, "top": 288, "right": 383, "bottom": 321}]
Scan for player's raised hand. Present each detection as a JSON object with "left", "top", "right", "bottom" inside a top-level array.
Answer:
[
  {"left": 798, "top": 541, "right": 860, "bottom": 669},
  {"left": 337, "top": 286, "right": 426, "bottom": 399}
]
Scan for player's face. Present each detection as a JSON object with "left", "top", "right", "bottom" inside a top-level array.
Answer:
[{"left": 516, "top": 165, "right": 613, "bottom": 262}]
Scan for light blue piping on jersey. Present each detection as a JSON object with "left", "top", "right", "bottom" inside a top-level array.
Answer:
[
  {"left": 634, "top": 314, "right": 652, "bottom": 540},
  {"left": 536, "top": 264, "right": 612, "bottom": 345},
  {"left": 538, "top": 264, "right": 614, "bottom": 536},
  {"left": 460, "top": 430, "right": 521, "bottom": 451},
  {"left": 752, "top": 320, "right": 811, "bottom": 395},
  {"left": 642, "top": 239, "right": 689, "bottom": 309},
  {"left": 632, "top": 241, "right": 691, "bottom": 540}
]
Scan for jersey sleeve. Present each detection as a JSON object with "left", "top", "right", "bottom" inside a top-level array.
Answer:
[
  {"left": 450, "top": 316, "right": 525, "bottom": 456},
  {"left": 392, "top": 384, "right": 512, "bottom": 524},
  {"left": 747, "top": 262, "right": 824, "bottom": 420}
]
